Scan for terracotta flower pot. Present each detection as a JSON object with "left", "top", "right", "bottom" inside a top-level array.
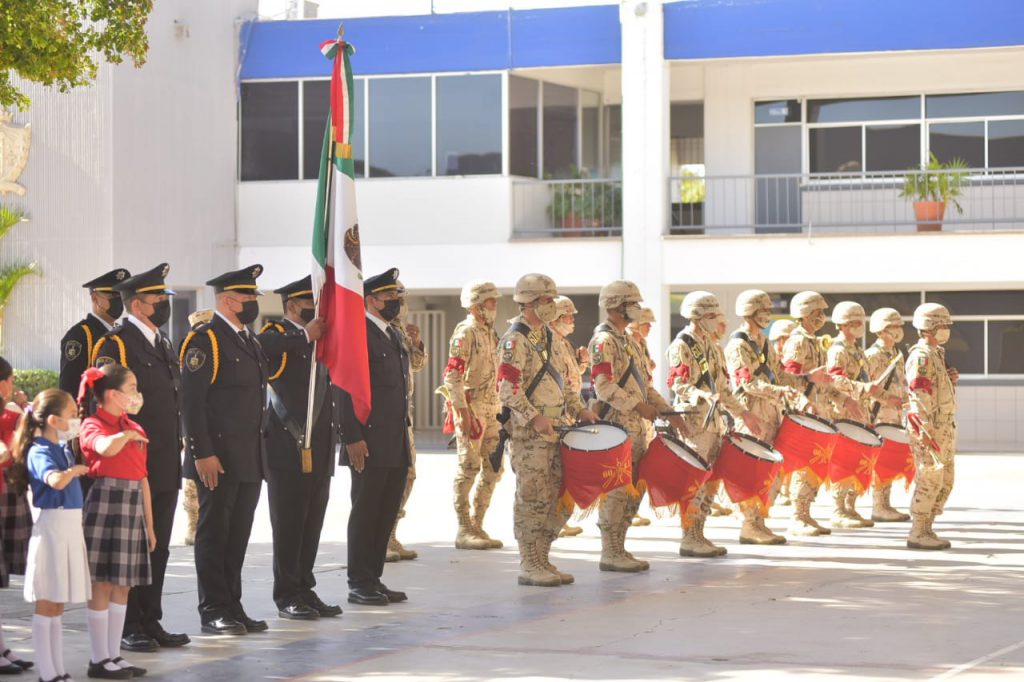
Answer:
[{"left": 914, "top": 200, "right": 946, "bottom": 232}]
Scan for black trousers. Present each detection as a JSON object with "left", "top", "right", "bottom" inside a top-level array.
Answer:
[
  {"left": 124, "top": 488, "right": 178, "bottom": 634},
  {"left": 267, "top": 468, "right": 331, "bottom": 607},
  {"left": 347, "top": 465, "right": 407, "bottom": 590},
  {"left": 194, "top": 478, "right": 262, "bottom": 620}
]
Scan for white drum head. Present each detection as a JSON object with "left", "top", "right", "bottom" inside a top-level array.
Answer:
[
  {"left": 561, "top": 422, "right": 629, "bottom": 451},
  {"left": 875, "top": 423, "right": 910, "bottom": 445},
  {"left": 728, "top": 434, "right": 783, "bottom": 463},
  {"left": 659, "top": 435, "right": 710, "bottom": 471},
  {"left": 789, "top": 413, "right": 838, "bottom": 434},
  {"left": 835, "top": 420, "right": 883, "bottom": 447}
]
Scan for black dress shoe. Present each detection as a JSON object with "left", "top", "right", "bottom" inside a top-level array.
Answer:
[
  {"left": 142, "top": 623, "right": 190, "bottom": 648},
  {"left": 0, "top": 662, "right": 20, "bottom": 675},
  {"left": 111, "top": 657, "right": 146, "bottom": 677},
  {"left": 347, "top": 587, "right": 389, "bottom": 606},
  {"left": 304, "top": 592, "right": 342, "bottom": 617},
  {"left": 376, "top": 584, "right": 408, "bottom": 603},
  {"left": 199, "top": 617, "right": 247, "bottom": 636},
  {"left": 1, "top": 650, "right": 31, "bottom": 670},
  {"left": 120, "top": 633, "right": 158, "bottom": 653},
  {"left": 87, "top": 659, "right": 134, "bottom": 679},
  {"left": 278, "top": 602, "right": 319, "bottom": 620},
  {"left": 234, "top": 612, "right": 268, "bottom": 633}
]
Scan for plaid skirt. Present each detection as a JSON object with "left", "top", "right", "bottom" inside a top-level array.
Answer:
[
  {"left": 0, "top": 481, "right": 33, "bottom": 578},
  {"left": 83, "top": 477, "right": 151, "bottom": 587}
]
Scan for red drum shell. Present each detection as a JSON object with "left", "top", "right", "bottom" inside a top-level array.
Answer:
[
  {"left": 874, "top": 423, "right": 915, "bottom": 486},
  {"left": 638, "top": 434, "right": 712, "bottom": 509},
  {"left": 559, "top": 422, "right": 633, "bottom": 510},
  {"left": 829, "top": 420, "right": 882, "bottom": 493},
  {"left": 714, "top": 433, "right": 783, "bottom": 508},
  {"left": 774, "top": 412, "right": 838, "bottom": 482}
]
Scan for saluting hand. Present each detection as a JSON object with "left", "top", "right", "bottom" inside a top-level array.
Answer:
[
  {"left": 347, "top": 440, "right": 369, "bottom": 473},
  {"left": 405, "top": 323, "right": 421, "bottom": 347},
  {"left": 196, "top": 455, "right": 225, "bottom": 490}
]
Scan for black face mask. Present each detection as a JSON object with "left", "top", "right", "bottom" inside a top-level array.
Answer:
[
  {"left": 379, "top": 299, "right": 401, "bottom": 322},
  {"left": 147, "top": 300, "right": 171, "bottom": 328},
  {"left": 238, "top": 300, "right": 260, "bottom": 325},
  {"left": 105, "top": 296, "right": 124, "bottom": 319},
  {"left": 298, "top": 307, "right": 315, "bottom": 324}
]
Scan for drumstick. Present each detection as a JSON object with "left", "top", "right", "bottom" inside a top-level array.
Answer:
[
  {"left": 556, "top": 425, "right": 600, "bottom": 435},
  {"left": 702, "top": 397, "right": 719, "bottom": 431},
  {"left": 660, "top": 409, "right": 697, "bottom": 416}
]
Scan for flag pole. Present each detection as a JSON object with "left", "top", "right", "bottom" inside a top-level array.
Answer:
[{"left": 301, "top": 22, "right": 345, "bottom": 474}]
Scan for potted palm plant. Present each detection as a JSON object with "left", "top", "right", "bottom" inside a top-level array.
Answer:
[
  {"left": 546, "top": 166, "right": 622, "bottom": 237},
  {"left": 898, "top": 152, "right": 969, "bottom": 232}
]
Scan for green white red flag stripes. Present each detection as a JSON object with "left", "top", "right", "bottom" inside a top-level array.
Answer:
[{"left": 312, "top": 38, "right": 370, "bottom": 423}]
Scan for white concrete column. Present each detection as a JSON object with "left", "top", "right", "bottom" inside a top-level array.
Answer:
[{"left": 620, "top": 0, "right": 671, "bottom": 393}]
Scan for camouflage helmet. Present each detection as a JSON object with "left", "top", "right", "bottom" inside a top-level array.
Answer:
[
  {"left": 680, "top": 291, "right": 720, "bottom": 319},
  {"left": 768, "top": 319, "right": 797, "bottom": 342},
  {"left": 636, "top": 307, "right": 656, "bottom": 324},
  {"left": 831, "top": 301, "right": 866, "bottom": 326},
  {"left": 790, "top": 291, "right": 828, "bottom": 319},
  {"left": 912, "top": 303, "right": 953, "bottom": 331},
  {"left": 735, "top": 289, "right": 773, "bottom": 317},
  {"left": 460, "top": 280, "right": 501, "bottom": 308},
  {"left": 598, "top": 280, "right": 642, "bottom": 310},
  {"left": 513, "top": 273, "right": 557, "bottom": 303},
  {"left": 869, "top": 307, "right": 903, "bottom": 334},
  {"left": 553, "top": 295, "right": 578, "bottom": 317}
]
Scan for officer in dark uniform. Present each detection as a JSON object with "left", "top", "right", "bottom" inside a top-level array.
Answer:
[
  {"left": 339, "top": 268, "right": 411, "bottom": 606},
  {"left": 59, "top": 267, "right": 131, "bottom": 395},
  {"left": 257, "top": 276, "right": 341, "bottom": 620},
  {"left": 91, "top": 264, "right": 191, "bottom": 652},
  {"left": 180, "top": 265, "right": 270, "bottom": 635}
]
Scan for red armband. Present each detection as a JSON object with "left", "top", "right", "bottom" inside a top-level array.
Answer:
[
  {"left": 783, "top": 360, "right": 803, "bottom": 375},
  {"left": 909, "top": 377, "right": 934, "bottom": 394},
  {"left": 828, "top": 366, "right": 847, "bottom": 378},
  {"left": 666, "top": 363, "right": 690, "bottom": 388},
  {"left": 497, "top": 363, "right": 522, "bottom": 387},
  {"left": 444, "top": 357, "right": 467, "bottom": 376},
  {"left": 591, "top": 362, "right": 613, "bottom": 383},
  {"left": 734, "top": 367, "right": 752, "bottom": 385}
]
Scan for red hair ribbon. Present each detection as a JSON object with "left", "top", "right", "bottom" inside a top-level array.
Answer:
[{"left": 77, "top": 367, "right": 105, "bottom": 404}]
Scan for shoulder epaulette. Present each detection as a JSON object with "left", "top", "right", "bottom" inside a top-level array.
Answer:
[
  {"left": 260, "top": 321, "right": 289, "bottom": 380},
  {"left": 92, "top": 334, "right": 127, "bottom": 367},
  {"left": 80, "top": 323, "right": 95, "bottom": 364},
  {"left": 179, "top": 326, "right": 220, "bottom": 384}
]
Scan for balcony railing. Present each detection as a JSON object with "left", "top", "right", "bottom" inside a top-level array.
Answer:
[
  {"left": 511, "top": 178, "right": 622, "bottom": 238},
  {"left": 668, "top": 167, "right": 1024, "bottom": 235}
]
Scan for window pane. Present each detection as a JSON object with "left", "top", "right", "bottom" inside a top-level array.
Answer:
[
  {"left": 926, "top": 290, "right": 1024, "bottom": 315},
  {"left": 509, "top": 76, "right": 539, "bottom": 177},
  {"left": 808, "top": 96, "right": 919, "bottom": 123},
  {"left": 542, "top": 82, "right": 578, "bottom": 179},
  {"left": 988, "top": 321, "right": 1024, "bottom": 374},
  {"left": 927, "top": 91, "right": 1024, "bottom": 119},
  {"left": 581, "top": 91, "right": 600, "bottom": 174},
  {"left": 301, "top": 80, "right": 364, "bottom": 179},
  {"left": 435, "top": 74, "right": 501, "bottom": 176},
  {"left": 169, "top": 290, "right": 197, "bottom": 347},
  {"left": 988, "top": 120, "right": 1024, "bottom": 168},
  {"left": 604, "top": 104, "right": 622, "bottom": 178},
  {"left": 929, "top": 121, "right": 984, "bottom": 168},
  {"left": 755, "top": 127, "right": 801, "bottom": 230},
  {"left": 809, "top": 126, "right": 861, "bottom": 173},
  {"left": 670, "top": 102, "right": 704, "bottom": 168},
  {"left": 755, "top": 100, "right": 801, "bottom": 124},
  {"left": 822, "top": 292, "right": 921, "bottom": 316},
  {"left": 240, "top": 81, "right": 299, "bottom": 181},
  {"left": 943, "top": 321, "right": 984, "bottom": 374},
  {"left": 865, "top": 124, "right": 920, "bottom": 171},
  {"left": 368, "top": 77, "right": 431, "bottom": 177}
]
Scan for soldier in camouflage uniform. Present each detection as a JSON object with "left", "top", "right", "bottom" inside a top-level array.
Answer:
[
  {"left": 865, "top": 307, "right": 911, "bottom": 523},
  {"left": 550, "top": 296, "right": 585, "bottom": 538},
  {"left": 181, "top": 308, "right": 214, "bottom": 546},
  {"left": 667, "top": 292, "right": 764, "bottom": 557},
  {"left": 905, "top": 303, "right": 958, "bottom": 550},
  {"left": 725, "top": 290, "right": 803, "bottom": 545},
  {"left": 589, "top": 282, "right": 686, "bottom": 571},
  {"left": 444, "top": 281, "right": 505, "bottom": 550},
  {"left": 826, "top": 302, "right": 895, "bottom": 529},
  {"left": 626, "top": 307, "right": 657, "bottom": 527},
  {"left": 498, "top": 274, "right": 597, "bottom": 586},
  {"left": 386, "top": 288, "right": 428, "bottom": 562},
  {"left": 768, "top": 319, "right": 797, "bottom": 506}
]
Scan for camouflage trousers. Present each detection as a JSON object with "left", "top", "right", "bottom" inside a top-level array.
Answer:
[
  {"left": 910, "top": 421, "right": 957, "bottom": 516},
  {"left": 508, "top": 424, "right": 570, "bottom": 545},
  {"left": 683, "top": 431, "right": 725, "bottom": 527},
  {"left": 453, "top": 400, "right": 503, "bottom": 523},
  {"left": 182, "top": 478, "right": 199, "bottom": 543},
  {"left": 394, "top": 427, "right": 418, "bottom": 529},
  {"left": 598, "top": 419, "right": 649, "bottom": 534}
]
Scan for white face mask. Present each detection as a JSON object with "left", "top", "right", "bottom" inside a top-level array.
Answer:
[
  {"left": 888, "top": 326, "right": 905, "bottom": 344},
  {"left": 552, "top": 320, "right": 575, "bottom": 337},
  {"left": 58, "top": 417, "right": 81, "bottom": 442},
  {"left": 934, "top": 328, "right": 951, "bottom": 345},
  {"left": 698, "top": 316, "right": 718, "bottom": 335},
  {"left": 753, "top": 311, "right": 772, "bottom": 329},
  {"left": 479, "top": 307, "right": 497, "bottom": 325},
  {"left": 622, "top": 303, "right": 643, "bottom": 323}
]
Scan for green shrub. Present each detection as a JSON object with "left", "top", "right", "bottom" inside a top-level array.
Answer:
[{"left": 14, "top": 369, "right": 59, "bottom": 399}]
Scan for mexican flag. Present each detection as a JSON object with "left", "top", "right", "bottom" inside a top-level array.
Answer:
[{"left": 312, "top": 37, "right": 370, "bottom": 423}]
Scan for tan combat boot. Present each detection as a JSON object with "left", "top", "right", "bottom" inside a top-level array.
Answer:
[
  {"left": 845, "top": 489, "right": 874, "bottom": 527},
  {"left": 755, "top": 514, "right": 787, "bottom": 545},
  {"left": 789, "top": 496, "right": 826, "bottom": 536},
  {"left": 471, "top": 519, "right": 504, "bottom": 549},
  {"left": 559, "top": 524, "right": 583, "bottom": 537},
  {"left": 536, "top": 539, "right": 574, "bottom": 584},
  {"left": 679, "top": 518, "right": 725, "bottom": 558},
  {"left": 907, "top": 514, "right": 949, "bottom": 550},
  {"left": 925, "top": 515, "right": 952, "bottom": 549},
  {"left": 831, "top": 489, "right": 863, "bottom": 528},
  {"left": 631, "top": 515, "right": 652, "bottom": 526},
  {"left": 599, "top": 528, "right": 646, "bottom": 572},
  {"left": 455, "top": 512, "right": 491, "bottom": 550},
  {"left": 871, "top": 484, "right": 911, "bottom": 522},
  {"left": 388, "top": 528, "right": 418, "bottom": 560},
  {"left": 620, "top": 527, "right": 650, "bottom": 570},
  {"left": 517, "top": 540, "right": 562, "bottom": 586},
  {"left": 709, "top": 502, "right": 733, "bottom": 517},
  {"left": 740, "top": 507, "right": 785, "bottom": 545}
]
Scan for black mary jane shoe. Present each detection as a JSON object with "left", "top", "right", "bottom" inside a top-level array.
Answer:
[
  {"left": 0, "top": 662, "right": 20, "bottom": 675},
  {"left": 304, "top": 593, "right": 342, "bottom": 618},
  {"left": 86, "top": 658, "right": 133, "bottom": 679},
  {"left": 111, "top": 658, "right": 146, "bottom": 678},
  {"left": 1, "top": 651, "right": 31, "bottom": 671},
  {"left": 278, "top": 602, "right": 319, "bottom": 621}
]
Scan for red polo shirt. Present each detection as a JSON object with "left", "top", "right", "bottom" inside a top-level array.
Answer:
[
  {"left": 0, "top": 405, "right": 20, "bottom": 492},
  {"left": 80, "top": 408, "right": 148, "bottom": 481}
]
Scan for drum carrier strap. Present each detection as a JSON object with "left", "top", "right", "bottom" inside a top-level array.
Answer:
[
  {"left": 868, "top": 349, "right": 899, "bottom": 422},
  {"left": 594, "top": 323, "right": 648, "bottom": 419},
  {"left": 730, "top": 331, "right": 775, "bottom": 383},
  {"left": 675, "top": 330, "right": 716, "bottom": 392}
]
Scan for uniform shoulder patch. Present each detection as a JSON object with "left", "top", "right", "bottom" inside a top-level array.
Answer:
[
  {"left": 94, "top": 355, "right": 117, "bottom": 367},
  {"left": 185, "top": 347, "right": 207, "bottom": 373},
  {"left": 64, "top": 339, "right": 82, "bottom": 361}
]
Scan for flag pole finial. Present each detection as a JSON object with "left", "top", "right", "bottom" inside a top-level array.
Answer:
[{"left": 337, "top": 22, "right": 344, "bottom": 39}]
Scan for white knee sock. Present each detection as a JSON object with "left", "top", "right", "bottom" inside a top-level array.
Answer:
[
  {"left": 50, "top": 615, "right": 65, "bottom": 676},
  {"left": 107, "top": 603, "right": 128, "bottom": 666},
  {"left": 86, "top": 608, "right": 109, "bottom": 663},
  {"left": 32, "top": 615, "right": 57, "bottom": 681}
]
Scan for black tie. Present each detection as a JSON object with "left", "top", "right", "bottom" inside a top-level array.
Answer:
[{"left": 387, "top": 325, "right": 401, "bottom": 348}]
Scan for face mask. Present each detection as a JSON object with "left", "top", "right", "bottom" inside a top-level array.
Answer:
[
  {"left": 479, "top": 307, "right": 497, "bottom": 325},
  {"left": 807, "top": 311, "right": 826, "bottom": 332},
  {"left": 298, "top": 306, "right": 316, "bottom": 324},
  {"left": 552, "top": 320, "right": 574, "bottom": 337},
  {"left": 753, "top": 311, "right": 772, "bottom": 329},
  {"left": 147, "top": 299, "right": 171, "bottom": 328},
  {"left": 534, "top": 301, "right": 558, "bottom": 324},
  {"left": 57, "top": 417, "right": 81, "bottom": 442},
  {"left": 123, "top": 391, "right": 144, "bottom": 416},
  {"left": 698, "top": 316, "right": 718, "bottom": 335},
  {"left": 379, "top": 299, "right": 401, "bottom": 322},
  {"left": 621, "top": 304, "right": 643, "bottom": 323},
  {"left": 105, "top": 297, "right": 124, "bottom": 319},
  {"left": 237, "top": 300, "right": 260, "bottom": 325},
  {"left": 934, "top": 328, "right": 951, "bottom": 345},
  {"left": 888, "top": 326, "right": 905, "bottom": 344}
]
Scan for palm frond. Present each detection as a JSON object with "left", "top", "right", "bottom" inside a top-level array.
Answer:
[
  {"left": 0, "top": 206, "right": 28, "bottom": 241},
  {"left": 0, "top": 262, "right": 38, "bottom": 309}
]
